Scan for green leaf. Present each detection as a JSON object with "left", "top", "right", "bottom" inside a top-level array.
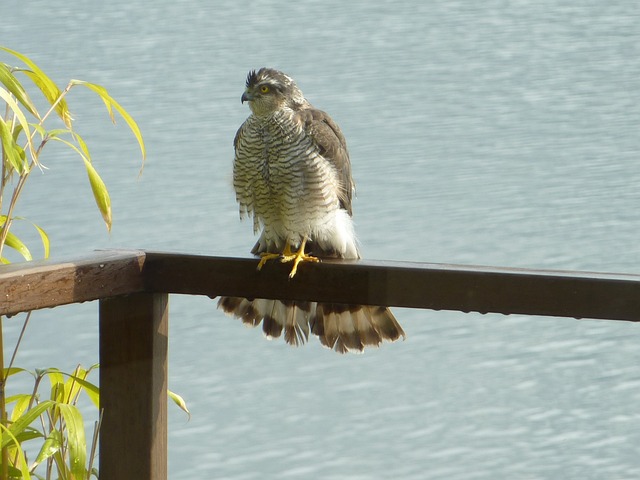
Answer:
[
  {"left": 66, "top": 374, "right": 100, "bottom": 409},
  {"left": 52, "top": 449, "right": 70, "bottom": 479},
  {"left": 14, "top": 426, "right": 44, "bottom": 444},
  {"left": 32, "top": 429, "right": 62, "bottom": 468},
  {"left": 0, "top": 115, "right": 28, "bottom": 175},
  {"left": 64, "top": 366, "right": 87, "bottom": 405},
  {"left": 4, "top": 400, "right": 55, "bottom": 449},
  {"left": 49, "top": 135, "right": 112, "bottom": 231},
  {"left": 4, "top": 229, "right": 32, "bottom": 261},
  {"left": 2, "top": 366, "right": 28, "bottom": 379},
  {"left": 0, "top": 46, "right": 72, "bottom": 127},
  {"left": 47, "top": 369, "right": 66, "bottom": 403},
  {"left": 56, "top": 403, "right": 87, "bottom": 480},
  {"left": 70, "top": 79, "right": 146, "bottom": 168},
  {"left": 86, "top": 363, "right": 100, "bottom": 373},
  {"left": 0, "top": 216, "right": 49, "bottom": 260},
  {"left": 72, "top": 130, "right": 92, "bottom": 161},
  {"left": 0, "top": 62, "right": 39, "bottom": 117},
  {"left": 42, "top": 127, "right": 72, "bottom": 139},
  {"left": 11, "top": 122, "right": 24, "bottom": 143},
  {"left": 0, "top": 86, "right": 35, "bottom": 164},
  {"left": 168, "top": 389, "right": 191, "bottom": 419},
  {"left": 83, "top": 157, "right": 112, "bottom": 232},
  {"left": 0, "top": 82, "right": 37, "bottom": 160},
  {"left": 73, "top": 132, "right": 113, "bottom": 230},
  {"left": 0, "top": 423, "right": 32, "bottom": 479},
  {"left": 9, "top": 394, "right": 33, "bottom": 423},
  {"left": 32, "top": 222, "right": 50, "bottom": 259}
]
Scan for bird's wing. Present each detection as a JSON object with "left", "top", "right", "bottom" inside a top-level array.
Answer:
[
  {"left": 233, "top": 122, "right": 244, "bottom": 150},
  {"left": 295, "top": 108, "right": 355, "bottom": 216}
]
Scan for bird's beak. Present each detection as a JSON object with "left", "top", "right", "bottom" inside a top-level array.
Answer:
[{"left": 241, "top": 90, "right": 254, "bottom": 103}]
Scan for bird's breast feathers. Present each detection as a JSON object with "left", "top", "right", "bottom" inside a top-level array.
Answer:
[{"left": 233, "top": 110, "right": 357, "bottom": 258}]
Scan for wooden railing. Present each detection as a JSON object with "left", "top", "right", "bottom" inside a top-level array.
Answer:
[{"left": 1, "top": 249, "right": 639, "bottom": 479}]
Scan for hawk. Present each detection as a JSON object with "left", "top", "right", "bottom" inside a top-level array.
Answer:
[{"left": 218, "top": 68, "right": 404, "bottom": 353}]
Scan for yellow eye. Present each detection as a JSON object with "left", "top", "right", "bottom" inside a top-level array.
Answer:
[{"left": 260, "top": 85, "right": 270, "bottom": 93}]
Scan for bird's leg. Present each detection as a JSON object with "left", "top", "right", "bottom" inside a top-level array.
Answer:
[
  {"left": 256, "top": 244, "right": 287, "bottom": 271},
  {"left": 280, "top": 237, "right": 319, "bottom": 278}
]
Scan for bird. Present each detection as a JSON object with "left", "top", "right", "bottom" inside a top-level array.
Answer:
[{"left": 217, "top": 67, "right": 405, "bottom": 353}]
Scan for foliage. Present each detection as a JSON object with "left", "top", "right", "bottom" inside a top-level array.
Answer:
[
  {"left": 0, "top": 46, "right": 186, "bottom": 479},
  {"left": 0, "top": 46, "right": 145, "bottom": 258},
  {"left": 1, "top": 366, "right": 100, "bottom": 480}
]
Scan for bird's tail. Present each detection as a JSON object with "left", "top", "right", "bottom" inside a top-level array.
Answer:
[{"left": 217, "top": 297, "right": 404, "bottom": 353}]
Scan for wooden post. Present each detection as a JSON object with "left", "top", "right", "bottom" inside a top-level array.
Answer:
[{"left": 99, "top": 293, "right": 168, "bottom": 480}]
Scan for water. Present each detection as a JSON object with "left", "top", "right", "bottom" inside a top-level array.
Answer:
[{"left": 3, "top": 0, "right": 640, "bottom": 478}]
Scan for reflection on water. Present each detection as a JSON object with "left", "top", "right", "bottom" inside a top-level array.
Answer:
[{"left": 3, "top": 0, "right": 640, "bottom": 478}]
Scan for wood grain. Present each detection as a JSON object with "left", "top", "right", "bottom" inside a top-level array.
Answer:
[
  {"left": 99, "top": 292, "right": 168, "bottom": 480},
  {"left": 0, "top": 250, "right": 146, "bottom": 316}
]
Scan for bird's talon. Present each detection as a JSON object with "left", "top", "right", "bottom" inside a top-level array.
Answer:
[
  {"left": 286, "top": 252, "right": 319, "bottom": 278},
  {"left": 257, "top": 252, "right": 281, "bottom": 271},
  {"left": 274, "top": 238, "right": 318, "bottom": 278}
]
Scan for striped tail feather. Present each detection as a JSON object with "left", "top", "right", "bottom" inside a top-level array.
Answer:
[
  {"left": 218, "top": 297, "right": 404, "bottom": 353},
  {"left": 311, "top": 303, "right": 404, "bottom": 353},
  {"left": 217, "top": 297, "right": 312, "bottom": 346}
]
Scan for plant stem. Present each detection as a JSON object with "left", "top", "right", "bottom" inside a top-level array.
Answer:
[
  {"left": 0, "top": 177, "right": 28, "bottom": 260},
  {"left": 0, "top": 316, "right": 8, "bottom": 480},
  {"left": 7, "top": 312, "right": 30, "bottom": 372},
  {"left": 86, "top": 411, "right": 103, "bottom": 480}
]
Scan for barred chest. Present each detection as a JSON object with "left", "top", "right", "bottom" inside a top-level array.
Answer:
[{"left": 234, "top": 110, "right": 339, "bottom": 228}]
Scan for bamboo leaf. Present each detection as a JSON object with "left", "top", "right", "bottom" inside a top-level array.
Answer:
[
  {"left": 14, "top": 427, "right": 43, "bottom": 444},
  {"left": 0, "top": 115, "right": 28, "bottom": 175},
  {"left": 64, "top": 371, "right": 82, "bottom": 405},
  {"left": 0, "top": 216, "right": 49, "bottom": 260},
  {"left": 83, "top": 158, "right": 112, "bottom": 232},
  {"left": 12, "top": 122, "right": 24, "bottom": 143},
  {"left": 47, "top": 370, "right": 66, "bottom": 403},
  {"left": 9, "top": 394, "right": 33, "bottom": 423},
  {"left": 70, "top": 79, "right": 146, "bottom": 168},
  {"left": 0, "top": 62, "right": 38, "bottom": 117},
  {"left": 56, "top": 404, "right": 87, "bottom": 480},
  {"left": 0, "top": 86, "right": 35, "bottom": 163},
  {"left": 4, "top": 230, "right": 32, "bottom": 261},
  {"left": 32, "top": 222, "right": 50, "bottom": 259},
  {"left": 0, "top": 46, "right": 72, "bottom": 127},
  {"left": 66, "top": 374, "right": 100, "bottom": 409},
  {"left": 72, "top": 131, "right": 92, "bottom": 163},
  {"left": 32, "top": 429, "right": 62, "bottom": 468},
  {"left": 86, "top": 363, "right": 99, "bottom": 373},
  {"left": 69, "top": 80, "right": 113, "bottom": 121},
  {"left": 52, "top": 449, "right": 70, "bottom": 479},
  {"left": 49, "top": 135, "right": 112, "bottom": 231},
  {"left": 4, "top": 400, "right": 55, "bottom": 449},
  {"left": 3, "top": 465, "right": 26, "bottom": 478},
  {"left": 0, "top": 86, "right": 32, "bottom": 128},
  {"left": 64, "top": 366, "right": 92, "bottom": 405},
  {"left": 42, "top": 128, "right": 72, "bottom": 139},
  {"left": 0, "top": 423, "right": 32, "bottom": 479},
  {"left": 2, "top": 366, "right": 28, "bottom": 379},
  {"left": 168, "top": 390, "right": 191, "bottom": 419}
]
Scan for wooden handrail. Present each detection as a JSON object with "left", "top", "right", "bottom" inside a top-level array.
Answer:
[
  {"left": 2, "top": 249, "right": 640, "bottom": 321},
  {"left": 143, "top": 250, "right": 640, "bottom": 321},
  {"left": 1, "top": 249, "right": 639, "bottom": 480},
  {"left": 0, "top": 249, "right": 146, "bottom": 316}
]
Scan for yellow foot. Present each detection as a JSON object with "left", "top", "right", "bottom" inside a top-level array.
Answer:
[
  {"left": 257, "top": 252, "right": 281, "bottom": 271},
  {"left": 280, "top": 238, "right": 319, "bottom": 278}
]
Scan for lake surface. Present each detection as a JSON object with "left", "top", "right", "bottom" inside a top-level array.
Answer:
[{"left": 3, "top": 1, "right": 640, "bottom": 478}]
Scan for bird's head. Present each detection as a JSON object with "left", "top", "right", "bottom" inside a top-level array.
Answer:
[{"left": 241, "top": 68, "right": 307, "bottom": 116}]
